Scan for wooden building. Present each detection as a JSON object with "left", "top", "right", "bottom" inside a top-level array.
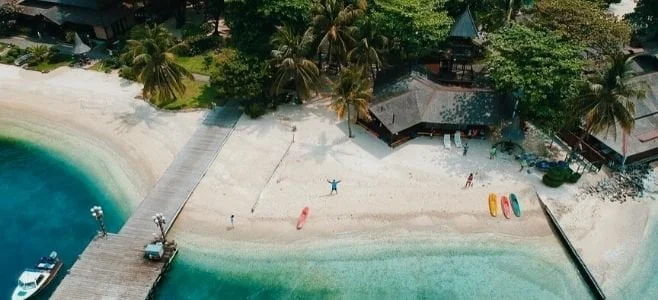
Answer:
[{"left": 10, "top": 0, "right": 135, "bottom": 40}]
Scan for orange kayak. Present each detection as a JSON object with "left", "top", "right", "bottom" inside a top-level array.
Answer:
[
  {"left": 296, "top": 207, "right": 310, "bottom": 230},
  {"left": 501, "top": 196, "right": 512, "bottom": 219},
  {"left": 488, "top": 193, "right": 497, "bottom": 217}
]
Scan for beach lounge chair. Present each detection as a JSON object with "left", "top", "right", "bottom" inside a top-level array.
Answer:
[
  {"left": 444, "top": 134, "right": 451, "bottom": 149},
  {"left": 454, "top": 131, "right": 462, "bottom": 148}
]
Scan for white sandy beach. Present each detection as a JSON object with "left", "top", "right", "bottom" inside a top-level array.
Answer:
[
  {"left": 1, "top": 64, "right": 656, "bottom": 297},
  {"left": 170, "top": 100, "right": 656, "bottom": 296},
  {"left": 0, "top": 65, "right": 204, "bottom": 212}
]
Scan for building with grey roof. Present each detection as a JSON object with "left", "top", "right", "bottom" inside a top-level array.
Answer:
[
  {"left": 9, "top": 0, "right": 134, "bottom": 40},
  {"left": 362, "top": 74, "right": 506, "bottom": 147}
]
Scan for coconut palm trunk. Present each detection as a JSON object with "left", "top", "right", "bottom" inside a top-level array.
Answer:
[{"left": 347, "top": 102, "right": 353, "bottom": 137}]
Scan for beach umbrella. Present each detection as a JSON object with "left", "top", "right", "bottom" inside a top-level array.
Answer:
[{"left": 73, "top": 33, "right": 91, "bottom": 55}]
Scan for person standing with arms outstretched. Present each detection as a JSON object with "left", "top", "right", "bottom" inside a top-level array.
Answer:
[{"left": 327, "top": 179, "right": 341, "bottom": 195}]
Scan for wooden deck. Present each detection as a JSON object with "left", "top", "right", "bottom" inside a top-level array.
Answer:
[{"left": 51, "top": 105, "right": 242, "bottom": 299}]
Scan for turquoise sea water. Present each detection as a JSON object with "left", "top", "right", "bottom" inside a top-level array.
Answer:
[
  {"left": 0, "top": 138, "right": 126, "bottom": 299},
  {"left": 156, "top": 240, "right": 594, "bottom": 300},
  {"left": 2, "top": 136, "right": 657, "bottom": 299}
]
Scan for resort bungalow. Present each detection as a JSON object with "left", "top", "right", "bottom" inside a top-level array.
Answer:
[
  {"left": 562, "top": 70, "right": 658, "bottom": 167},
  {"left": 9, "top": 0, "right": 134, "bottom": 40},
  {"left": 361, "top": 75, "right": 504, "bottom": 147},
  {"left": 360, "top": 8, "right": 506, "bottom": 147}
]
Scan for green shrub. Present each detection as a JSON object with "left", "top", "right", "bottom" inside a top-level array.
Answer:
[
  {"left": 119, "top": 65, "right": 137, "bottom": 81},
  {"left": 566, "top": 172, "right": 582, "bottom": 183},
  {"left": 542, "top": 166, "right": 581, "bottom": 187},
  {"left": 244, "top": 103, "right": 265, "bottom": 118},
  {"left": 542, "top": 174, "right": 564, "bottom": 187}
]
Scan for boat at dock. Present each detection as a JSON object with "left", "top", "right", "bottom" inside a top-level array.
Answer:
[{"left": 12, "top": 251, "right": 63, "bottom": 300}]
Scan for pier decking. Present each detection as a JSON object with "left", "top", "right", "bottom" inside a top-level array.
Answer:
[
  {"left": 537, "top": 194, "right": 606, "bottom": 300},
  {"left": 51, "top": 106, "right": 242, "bottom": 299}
]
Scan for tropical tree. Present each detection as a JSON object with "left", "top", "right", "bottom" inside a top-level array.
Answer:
[
  {"left": 270, "top": 25, "right": 321, "bottom": 101},
  {"left": 486, "top": 24, "right": 585, "bottom": 133},
  {"left": 626, "top": 0, "right": 658, "bottom": 41},
  {"left": 532, "top": 0, "right": 631, "bottom": 57},
  {"left": 347, "top": 18, "right": 388, "bottom": 81},
  {"left": 123, "top": 24, "right": 193, "bottom": 103},
  {"left": 329, "top": 65, "right": 372, "bottom": 138},
  {"left": 205, "top": 0, "right": 225, "bottom": 35},
  {"left": 0, "top": 0, "right": 21, "bottom": 36},
  {"left": 367, "top": 0, "right": 452, "bottom": 62},
  {"left": 574, "top": 53, "right": 648, "bottom": 140},
  {"left": 307, "top": 0, "right": 366, "bottom": 69},
  {"left": 27, "top": 45, "right": 50, "bottom": 64}
]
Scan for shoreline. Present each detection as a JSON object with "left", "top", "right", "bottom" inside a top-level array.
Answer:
[
  {"left": 1, "top": 64, "right": 656, "bottom": 298},
  {"left": 0, "top": 65, "right": 204, "bottom": 218}
]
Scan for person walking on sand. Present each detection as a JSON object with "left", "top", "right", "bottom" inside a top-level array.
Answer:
[
  {"left": 519, "top": 159, "right": 528, "bottom": 172},
  {"left": 463, "top": 143, "right": 469, "bottom": 156},
  {"left": 230, "top": 215, "right": 235, "bottom": 227},
  {"left": 489, "top": 146, "right": 497, "bottom": 159},
  {"left": 465, "top": 173, "right": 474, "bottom": 188},
  {"left": 327, "top": 179, "right": 341, "bottom": 194}
]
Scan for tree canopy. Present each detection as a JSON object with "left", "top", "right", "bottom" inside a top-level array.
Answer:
[
  {"left": 224, "top": 0, "right": 312, "bottom": 56},
  {"left": 626, "top": 0, "right": 658, "bottom": 41},
  {"left": 209, "top": 49, "right": 271, "bottom": 110},
  {"left": 368, "top": 0, "right": 453, "bottom": 61},
  {"left": 532, "top": 0, "right": 631, "bottom": 56},
  {"left": 485, "top": 24, "right": 585, "bottom": 131}
]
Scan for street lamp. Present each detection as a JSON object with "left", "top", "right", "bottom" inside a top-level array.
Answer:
[
  {"left": 153, "top": 213, "right": 167, "bottom": 243},
  {"left": 90, "top": 205, "right": 107, "bottom": 237}
]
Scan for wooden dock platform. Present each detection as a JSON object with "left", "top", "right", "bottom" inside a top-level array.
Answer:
[
  {"left": 51, "top": 106, "right": 242, "bottom": 299},
  {"left": 537, "top": 194, "right": 606, "bottom": 300}
]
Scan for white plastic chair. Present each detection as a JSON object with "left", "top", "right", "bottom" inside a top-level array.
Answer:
[
  {"left": 454, "top": 131, "right": 462, "bottom": 148},
  {"left": 444, "top": 134, "right": 451, "bottom": 149}
]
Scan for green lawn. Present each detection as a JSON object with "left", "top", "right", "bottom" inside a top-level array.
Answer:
[
  {"left": 174, "top": 55, "right": 210, "bottom": 75},
  {"left": 29, "top": 54, "right": 74, "bottom": 73},
  {"left": 174, "top": 49, "right": 236, "bottom": 76},
  {"left": 159, "top": 79, "right": 219, "bottom": 110}
]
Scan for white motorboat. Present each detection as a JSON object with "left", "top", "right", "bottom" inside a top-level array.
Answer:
[{"left": 12, "top": 251, "right": 62, "bottom": 300}]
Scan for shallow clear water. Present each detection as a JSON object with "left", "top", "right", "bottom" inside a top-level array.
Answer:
[
  {"left": 157, "top": 239, "right": 594, "bottom": 300},
  {"left": 0, "top": 138, "right": 125, "bottom": 299},
  {"left": 3, "top": 136, "right": 656, "bottom": 299}
]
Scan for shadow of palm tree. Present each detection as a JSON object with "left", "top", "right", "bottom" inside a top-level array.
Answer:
[
  {"left": 112, "top": 103, "right": 163, "bottom": 133},
  {"left": 298, "top": 131, "right": 352, "bottom": 164}
]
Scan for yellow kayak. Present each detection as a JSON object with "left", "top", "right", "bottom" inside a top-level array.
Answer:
[{"left": 488, "top": 193, "right": 497, "bottom": 217}]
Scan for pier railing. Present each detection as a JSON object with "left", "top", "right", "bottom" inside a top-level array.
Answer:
[
  {"left": 537, "top": 193, "right": 606, "bottom": 300},
  {"left": 51, "top": 105, "right": 242, "bottom": 299}
]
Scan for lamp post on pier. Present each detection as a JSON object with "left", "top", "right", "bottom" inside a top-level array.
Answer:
[
  {"left": 153, "top": 213, "right": 167, "bottom": 243},
  {"left": 90, "top": 205, "right": 107, "bottom": 237}
]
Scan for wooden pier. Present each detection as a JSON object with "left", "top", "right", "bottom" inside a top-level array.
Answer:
[
  {"left": 51, "top": 106, "right": 242, "bottom": 299},
  {"left": 537, "top": 194, "right": 606, "bottom": 300}
]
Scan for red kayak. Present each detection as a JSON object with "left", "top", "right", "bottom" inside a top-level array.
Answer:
[
  {"left": 501, "top": 196, "right": 512, "bottom": 219},
  {"left": 296, "top": 207, "right": 310, "bottom": 230}
]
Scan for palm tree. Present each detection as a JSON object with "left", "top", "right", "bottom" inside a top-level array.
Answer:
[
  {"left": 27, "top": 45, "right": 50, "bottom": 64},
  {"left": 270, "top": 25, "right": 321, "bottom": 101},
  {"left": 307, "top": 0, "right": 366, "bottom": 70},
  {"left": 329, "top": 65, "right": 372, "bottom": 138},
  {"left": 575, "top": 53, "right": 648, "bottom": 140},
  {"left": 123, "top": 24, "right": 193, "bottom": 103},
  {"left": 347, "top": 20, "right": 388, "bottom": 81}
]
